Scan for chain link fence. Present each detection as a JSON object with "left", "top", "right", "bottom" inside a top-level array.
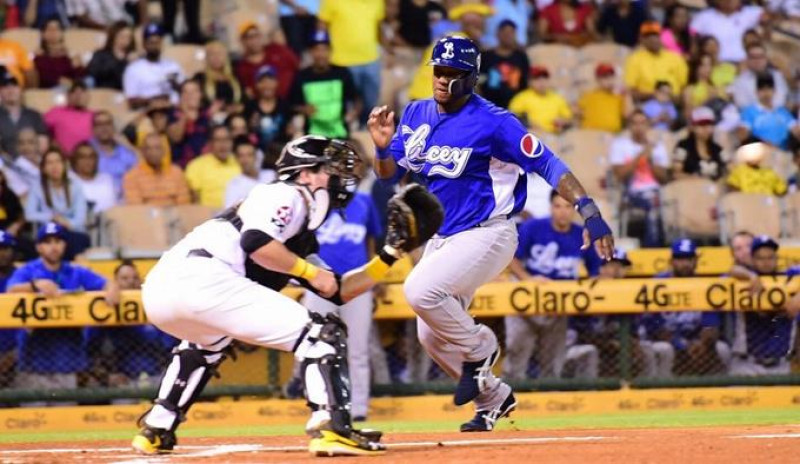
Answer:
[{"left": 0, "top": 308, "right": 798, "bottom": 404}]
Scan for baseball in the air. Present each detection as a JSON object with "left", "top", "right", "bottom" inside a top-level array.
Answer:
[{"left": 736, "top": 142, "right": 767, "bottom": 165}]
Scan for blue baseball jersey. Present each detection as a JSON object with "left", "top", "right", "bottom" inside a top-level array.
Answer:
[
  {"left": 0, "top": 273, "right": 18, "bottom": 352},
  {"left": 8, "top": 259, "right": 107, "bottom": 374},
  {"left": 703, "top": 267, "right": 799, "bottom": 358},
  {"left": 87, "top": 326, "right": 176, "bottom": 378},
  {"left": 515, "top": 218, "right": 601, "bottom": 279},
  {"left": 316, "top": 192, "right": 383, "bottom": 275},
  {"left": 640, "top": 271, "right": 704, "bottom": 349},
  {"left": 387, "top": 95, "right": 570, "bottom": 236}
]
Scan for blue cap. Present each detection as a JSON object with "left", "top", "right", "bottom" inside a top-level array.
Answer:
[
  {"left": 0, "top": 230, "right": 16, "bottom": 248},
  {"left": 143, "top": 23, "right": 165, "bottom": 39},
  {"left": 498, "top": 19, "right": 518, "bottom": 30},
  {"left": 255, "top": 65, "right": 277, "bottom": 81},
  {"left": 309, "top": 30, "right": 330, "bottom": 46},
  {"left": 37, "top": 222, "right": 67, "bottom": 243},
  {"left": 671, "top": 238, "right": 697, "bottom": 258},
  {"left": 608, "top": 248, "right": 632, "bottom": 266},
  {"left": 429, "top": 36, "right": 481, "bottom": 74},
  {"left": 751, "top": 235, "right": 779, "bottom": 254}
]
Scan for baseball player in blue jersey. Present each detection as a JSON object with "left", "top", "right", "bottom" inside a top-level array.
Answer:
[
  {"left": 715, "top": 236, "right": 797, "bottom": 375},
  {"left": 303, "top": 190, "right": 386, "bottom": 420},
  {"left": 504, "top": 191, "right": 602, "bottom": 380},
  {"left": 368, "top": 36, "right": 614, "bottom": 432}
]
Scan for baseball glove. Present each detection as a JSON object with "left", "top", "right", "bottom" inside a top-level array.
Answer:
[{"left": 385, "top": 183, "right": 444, "bottom": 252}]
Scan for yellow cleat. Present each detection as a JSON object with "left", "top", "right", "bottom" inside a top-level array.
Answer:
[
  {"left": 308, "top": 430, "right": 386, "bottom": 457},
  {"left": 131, "top": 427, "right": 176, "bottom": 455}
]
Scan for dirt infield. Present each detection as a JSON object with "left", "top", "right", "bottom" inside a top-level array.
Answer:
[{"left": 2, "top": 425, "right": 799, "bottom": 463}]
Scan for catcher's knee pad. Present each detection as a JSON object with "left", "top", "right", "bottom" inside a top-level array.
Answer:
[
  {"left": 145, "top": 338, "right": 233, "bottom": 431},
  {"left": 294, "top": 313, "right": 353, "bottom": 436}
]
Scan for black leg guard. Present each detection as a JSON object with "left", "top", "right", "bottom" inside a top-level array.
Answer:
[
  {"left": 294, "top": 313, "right": 363, "bottom": 437},
  {"left": 142, "top": 338, "right": 233, "bottom": 433}
]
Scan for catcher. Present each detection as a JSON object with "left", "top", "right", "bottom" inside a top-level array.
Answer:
[{"left": 132, "top": 135, "right": 442, "bottom": 457}]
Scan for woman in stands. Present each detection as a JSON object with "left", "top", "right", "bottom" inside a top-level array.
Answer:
[
  {"left": 660, "top": 4, "right": 693, "bottom": 57},
  {"left": 167, "top": 79, "right": 211, "bottom": 167},
  {"left": 24, "top": 147, "right": 90, "bottom": 259},
  {"left": 696, "top": 36, "right": 737, "bottom": 90},
  {"left": 70, "top": 142, "right": 116, "bottom": 214},
  {"left": 34, "top": 18, "right": 83, "bottom": 89},
  {"left": 672, "top": 106, "right": 726, "bottom": 182},
  {"left": 86, "top": 21, "right": 137, "bottom": 90},
  {"left": 682, "top": 53, "right": 730, "bottom": 120},
  {"left": 194, "top": 41, "right": 243, "bottom": 118}
]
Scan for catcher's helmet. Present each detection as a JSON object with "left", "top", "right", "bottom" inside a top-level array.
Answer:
[
  {"left": 277, "top": 135, "right": 362, "bottom": 208},
  {"left": 429, "top": 36, "right": 481, "bottom": 97}
]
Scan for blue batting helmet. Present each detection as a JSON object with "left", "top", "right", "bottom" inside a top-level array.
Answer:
[{"left": 429, "top": 36, "right": 481, "bottom": 98}]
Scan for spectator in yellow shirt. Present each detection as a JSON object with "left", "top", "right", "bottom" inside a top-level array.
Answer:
[
  {"left": 727, "top": 142, "right": 787, "bottom": 196},
  {"left": 623, "top": 21, "right": 688, "bottom": 102},
  {"left": 508, "top": 66, "right": 572, "bottom": 133},
  {"left": 185, "top": 125, "right": 241, "bottom": 209},
  {"left": 576, "top": 63, "right": 628, "bottom": 132},
  {"left": 318, "top": 0, "right": 386, "bottom": 124}
]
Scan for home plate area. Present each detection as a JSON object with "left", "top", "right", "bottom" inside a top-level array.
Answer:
[{"left": 3, "top": 427, "right": 800, "bottom": 463}]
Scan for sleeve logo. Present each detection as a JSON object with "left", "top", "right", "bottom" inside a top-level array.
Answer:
[
  {"left": 271, "top": 205, "right": 293, "bottom": 231},
  {"left": 520, "top": 133, "right": 543, "bottom": 158}
]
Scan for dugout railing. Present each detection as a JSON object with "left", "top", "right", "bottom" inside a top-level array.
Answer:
[{"left": 0, "top": 276, "right": 799, "bottom": 404}]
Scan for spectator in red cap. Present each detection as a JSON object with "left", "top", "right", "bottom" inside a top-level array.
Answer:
[
  {"left": 672, "top": 106, "right": 726, "bottom": 181},
  {"left": 577, "top": 63, "right": 628, "bottom": 133},
  {"left": 235, "top": 22, "right": 299, "bottom": 100},
  {"left": 537, "top": 0, "right": 596, "bottom": 47},
  {"left": 509, "top": 65, "right": 572, "bottom": 133}
]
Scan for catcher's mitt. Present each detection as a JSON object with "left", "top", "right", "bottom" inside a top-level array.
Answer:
[{"left": 386, "top": 183, "right": 443, "bottom": 252}]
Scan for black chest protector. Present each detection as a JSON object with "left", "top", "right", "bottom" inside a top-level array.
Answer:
[
  {"left": 243, "top": 230, "right": 319, "bottom": 290},
  {"left": 217, "top": 203, "right": 320, "bottom": 291}
]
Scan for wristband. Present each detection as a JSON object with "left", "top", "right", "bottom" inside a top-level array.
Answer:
[
  {"left": 364, "top": 246, "right": 401, "bottom": 281},
  {"left": 575, "top": 197, "right": 601, "bottom": 220},
  {"left": 376, "top": 145, "right": 391, "bottom": 161},
  {"left": 289, "top": 258, "right": 319, "bottom": 281}
]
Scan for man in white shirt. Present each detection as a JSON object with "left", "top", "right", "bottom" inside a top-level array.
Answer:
[
  {"left": 224, "top": 137, "right": 276, "bottom": 208},
  {"left": 122, "top": 23, "right": 184, "bottom": 109},
  {"left": 690, "top": 0, "right": 765, "bottom": 63},
  {"left": 729, "top": 42, "right": 790, "bottom": 109},
  {"left": 610, "top": 110, "right": 670, "bottom": 246}
]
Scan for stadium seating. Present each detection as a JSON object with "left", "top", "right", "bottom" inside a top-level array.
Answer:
[
  {"left": 170, "top": 204, "right": 217, "bottom": 242},
  {"left": 718, "top": 192, "right": 782, "bottom": 242},
  {"left": 783, "top": 192, "right": 800, "bottom": 239},
  {"left": 163, "top": 44, "right": 207, "bottom": 78},
  {"left": 86, "top": 88, "right": 138, "bottom": 126},
  {"left": 558, "top": 129, "right": 614, "bottom": 199},
  {"left": 1, "top": 27, "right": 39, "bottom": 56},
  {"left": 660, "top": 177, "right": 721, "bottom": 241},
  {"left": 63, "top": 28, "right": 106, "bottom": 65},
  {"left": 102, "top": 205, "right": 173, "bottom": 258},
  {"left": 23, "top": 88, "right": 65, "bottom": 114},
  {"left": 578, "top": 43, "right": 631, "bottom": 66},
  {"left": 349, "top": 130, "right": 376, "bottom": 163}
]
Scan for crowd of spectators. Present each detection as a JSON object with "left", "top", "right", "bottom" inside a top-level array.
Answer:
[{"left": 0, "top": 0, "right": 799, "bottom": 395}]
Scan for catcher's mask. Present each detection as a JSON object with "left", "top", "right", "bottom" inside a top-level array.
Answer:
[{"left": 277, "top": 135, "right": 362, "bottom": 230}]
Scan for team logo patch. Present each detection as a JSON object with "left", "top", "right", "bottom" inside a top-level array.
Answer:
[
  {"left": 520, "top": 133, "right": 543, "bottom": 158},
  {"left": 441, "top": 41, "right": 455, "bottom": 59},
  {"left": 271, "top": 205, "right": 293, "bottom": 231}
]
